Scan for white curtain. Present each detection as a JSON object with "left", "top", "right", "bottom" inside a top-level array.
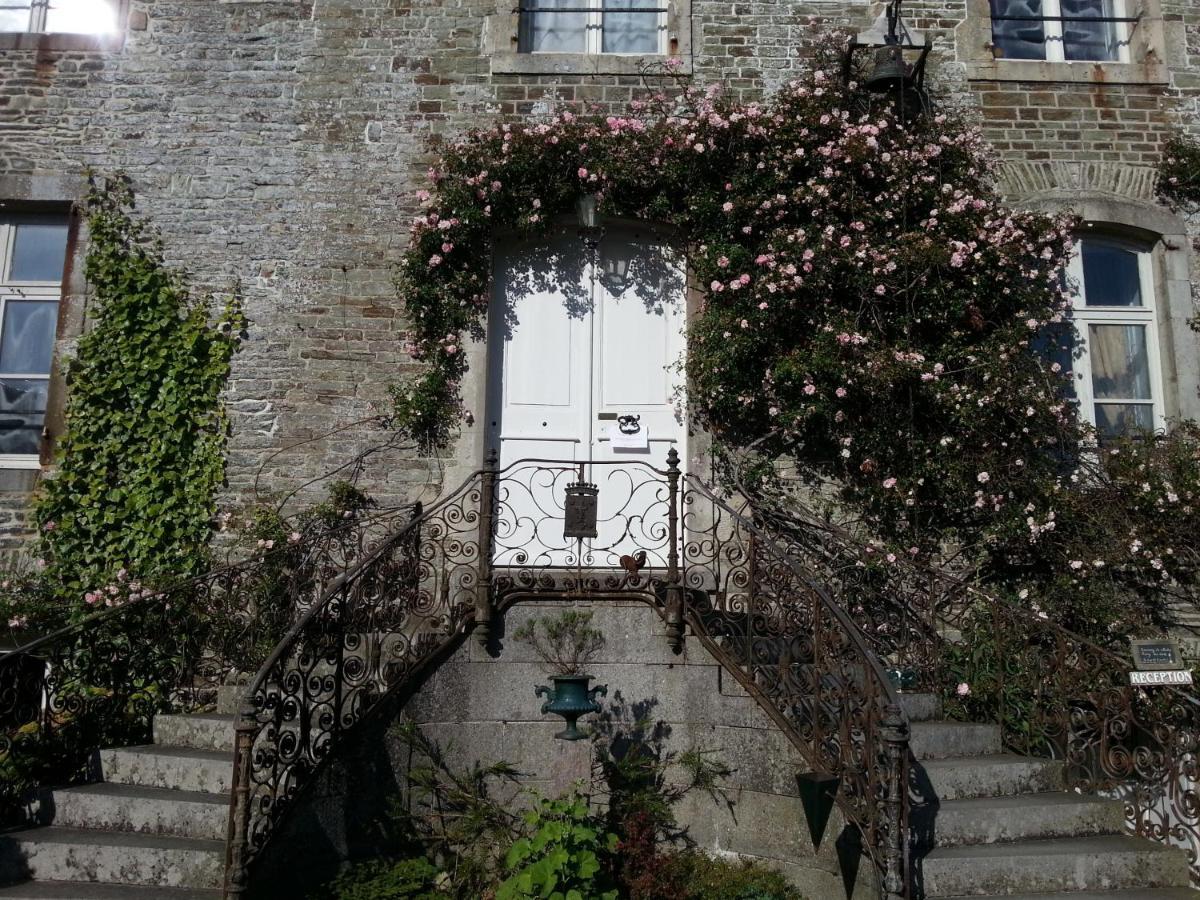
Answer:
[
  {"left": 1089, "top": 324, "right": 1150, "bottom": 401},
  {"left": 603, "top": 0, "right": 660, "bottom": 54},
  {"left": 525, "top": 0, "right": 588, "bottom": 53},
  {"left": 1061, "top": 0, "right": 1120, "bottom": 61}
]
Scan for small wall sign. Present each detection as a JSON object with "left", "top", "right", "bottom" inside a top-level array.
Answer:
[
  {"left": 1130, "top": 639, "right": 1184, "bottom": 671},
  {"left": 1128, "top": 639, "right": 1192, "bottom": 687},
  {"left": 1130, "top": 670, "right": 1194, "bottom": 687}
]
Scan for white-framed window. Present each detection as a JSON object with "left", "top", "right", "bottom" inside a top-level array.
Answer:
[
  {"left": 989, "top": 0, "right": 1132, "bottom": 62},
  {"left": 1054, "top": 234, "right": 1164, "bottom": 439},
  {"left": 0, "top": 213, "right": 67, "bottom": 467},
  {"left": 0, "top": 0, "right": 118, "bottom": 34},
  {"left": 519, "top": 0, "right": 667, "bottom": 54}
]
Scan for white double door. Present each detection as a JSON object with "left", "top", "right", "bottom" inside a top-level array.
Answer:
[{"left": 486, "top": 226, "right": 685, "bottom": 567}]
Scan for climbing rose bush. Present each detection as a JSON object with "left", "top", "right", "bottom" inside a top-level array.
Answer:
[
  {"left": 1157, "top": 132, "right": 1200, "bottom": 208},
  {"left": 396, "top": 47, "right": 1200, "bottom": 638},
  {"left": 398, "top": 54, "right": 1077, "bottom": 537}
]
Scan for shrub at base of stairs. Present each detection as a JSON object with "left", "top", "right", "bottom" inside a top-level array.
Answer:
[
  {"left": 327, "top": 857, "right": 445, "bottom": 900},
  {"left": 325, "top": 849, "right": 804, "bottom": 900}
]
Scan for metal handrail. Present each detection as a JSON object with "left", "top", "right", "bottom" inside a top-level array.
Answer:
[{"left": 682, "top": 475, "right": 910, "bottom": 898}]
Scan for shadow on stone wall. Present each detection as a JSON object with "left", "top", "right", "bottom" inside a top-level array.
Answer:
[{"left": 247, "top": 599, "right": 877, "bottom": 899}]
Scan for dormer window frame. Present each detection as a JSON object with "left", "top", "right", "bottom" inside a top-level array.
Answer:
[
  {"left": 486, "top": 0, "right": 691, "bottom": 76},
  {"left": 0, "top": 0, "right": 121, "bottom": 36},
  {"left": 959, "top": 0, "right": 1168, "bottom": 85},
  {"left": 988, "top": 0, "right": 1135, "bottom": 64}
]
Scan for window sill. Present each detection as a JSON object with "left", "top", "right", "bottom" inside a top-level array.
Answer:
[
  {"left": 490, "top": 51, "right": 689, "bottom": 77},
  {"left": 964, "top": 57, "right": 1169, "bottom": 85},
  {"left": 0, "top": 31, "right": 124, "bottom": 52},
  {"left": 0, "top": 456, "right": 42, "bottom": 471}
]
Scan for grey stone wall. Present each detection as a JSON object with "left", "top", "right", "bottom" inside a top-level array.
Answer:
[
  {"left": 251, "top": 600, "right": 875, "bottom": 898},
  {"left": 0, "top": 0, "right": 1192, "bottom": 517}
]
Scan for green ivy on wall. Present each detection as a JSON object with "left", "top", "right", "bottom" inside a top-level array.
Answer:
[{"left": 32, "top": 176, "right": 244, "bottom": 614}]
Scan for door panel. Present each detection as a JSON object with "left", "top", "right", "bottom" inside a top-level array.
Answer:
[{"left": 488, "top": 227, "right": 685, "bottom": 569}]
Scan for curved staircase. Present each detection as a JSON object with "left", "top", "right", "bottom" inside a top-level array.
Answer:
[{"left": 1, "top": 685, "right": 1197, "bottom": 897}]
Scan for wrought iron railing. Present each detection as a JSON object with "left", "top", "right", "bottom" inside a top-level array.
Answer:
[
  {"left": 0, "top": 502, "right": 413, "bottom": 824},
  {"left": 223, "top": 451, "right": 911, "bottom": 899},
  {"left": 679, "top": 476, "right": 910, "bottom": 898},
  {"left": 752, "top": 490, "right": 1200, "bottom": 883},
  {"left": 223, "top": 478, "right": 483, "bottom": 896}
]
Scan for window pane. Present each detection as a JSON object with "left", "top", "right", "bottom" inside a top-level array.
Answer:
[
  {"left": 990, "top": 0, "right": 1047, "bottom": 60},
  {"left": 603, "top": 0, "right": 659, "bottom": 54},
  {"left": 0, "top": 301, "right": 57, "bottom": 375},
  {"left": 1033, "top": 322, "right": 1079, "bottom": 400},
  {"left": 0, "top": 378, "right": 46, "bottom": 455},
  {"left": 1089, "top": 324, "right": 1151, "bottom": 400},
  {"left": 1081, "top": 240, "right": 1141, "bottom": 307},
  {"left": 43, "top": 0, "right": 117, "bottom": 34},
  {"left": 1061, "top": 0, "right": 1120, "bottom": 61},
  {"left": 9, "top": 220, "right": 68, "bottom": 282},
  {"left": 0, "top": 2, "right": 32, "bottom": 32},
  {"left": 1095, "top": 403, "right": 1153, "bottom": 438},
  {"left": 523, "top": 0, "right": 587, "bottom": 53}
]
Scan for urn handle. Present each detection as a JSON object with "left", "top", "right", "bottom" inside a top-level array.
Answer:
[{"left": 588, "top": 683, "right": 608, "bottom": 702}]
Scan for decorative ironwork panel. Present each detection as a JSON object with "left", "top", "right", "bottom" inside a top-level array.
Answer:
[
  {"left": 679, "top": 477, "right": 910, "bottom": 898},
  {"left": 491, "top": 458, "right": 675, "bottom": 594}
]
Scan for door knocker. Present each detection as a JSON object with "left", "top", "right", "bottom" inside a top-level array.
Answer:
[{"left": 617, "top": 414, "right": 642, "bottom": 435}]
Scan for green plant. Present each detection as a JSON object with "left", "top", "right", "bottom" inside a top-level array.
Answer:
[
  {"left": 32, "top": 174, "right": 244, "bottom": 612},
  {"left": 655, "top": 850, "right": 805, "bottom": 900},
  {"left": 513, "top": 610, "right": 605, "bottom": 675},
  {"left": 207, "top": 480, "right": 381, "bottom": 677},
  {"left": 0, "top": 554, "right": 67, "bottom": 639},
  {"left": 392, "top": 722, "right": 525, "bottom": 897},
  {"left": 327, "top": 857, "right": 445, "bottom": 900},
  {"left": 1157, "top": 132, "right": 1200, "bottom": 208},
  {"left": 496, "top": 791, "right": 620, "bottom": 900},
  {"left": 389, "top": 49, "right": 1200, "bottom": 640}
]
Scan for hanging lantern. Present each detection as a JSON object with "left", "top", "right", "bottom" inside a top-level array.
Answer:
[
  {"left": 845, "top": 1, "right": 932, "bottom": 117},
  {"left": 576, "top": 193, "right": 602, "bottom": 250},
  {"left": 598, "top": 237, "right": 634, "bottom": 296}
]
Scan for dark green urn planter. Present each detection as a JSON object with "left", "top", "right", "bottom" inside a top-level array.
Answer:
[
  {"left": 534, "top": 674, "right": 607, "bottom": 741},
  {"left": 885, "top": 666, "right": 917, "bottom": 692}
]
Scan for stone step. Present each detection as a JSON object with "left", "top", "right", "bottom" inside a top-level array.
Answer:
[
  {"left": 933, "top": 793, "right": 1126, "bottom": 846},
  {"left": 898, "top": 692, "right": 942, "bottom": 722},
  {"left": 49, "top": 783, "right": 228, "bottom": 841},
  {"left": 0, "top": 828, "right": 224, "bottom": 890},
  {"left": 921, "top": 834, "right": 1191, "bottom": 896},
  {"left": 939, "top": 890, "right": 1200, "bottom": 900},
  {"left": 918, "top": 755, "right": 1064, "bottom": 801},
  {"left": 99, "top": 746, "right": 232, "bottom": 795},
  {"left": 910, "top": 722, "right": 1001, "bottom": 760},
  {"left": 153, "top": 714, "right": 235, "bottom": 754},
  {"left": 0, "top": 881, "right": 220, "bottom": 899}
]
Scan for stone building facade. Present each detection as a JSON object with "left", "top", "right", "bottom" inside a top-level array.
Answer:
[
  {"left": 2, "top": 1, "right": 1200, "bottom": 893},
  {"left": 0, "top": 0, "right": 1196, "bottom": 528}
]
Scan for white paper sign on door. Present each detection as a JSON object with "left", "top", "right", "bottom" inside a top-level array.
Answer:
[{"left": 608, "top": 425, "right": 650, "bottom": 450}]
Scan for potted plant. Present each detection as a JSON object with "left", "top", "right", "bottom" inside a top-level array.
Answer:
[{"left": 513, "top": 610, "right": 607, "bottom": 741}]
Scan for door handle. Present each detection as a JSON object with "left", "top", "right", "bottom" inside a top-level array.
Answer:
[{"left": 597, "top": 412, "right": 617, "bottom": 420}]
